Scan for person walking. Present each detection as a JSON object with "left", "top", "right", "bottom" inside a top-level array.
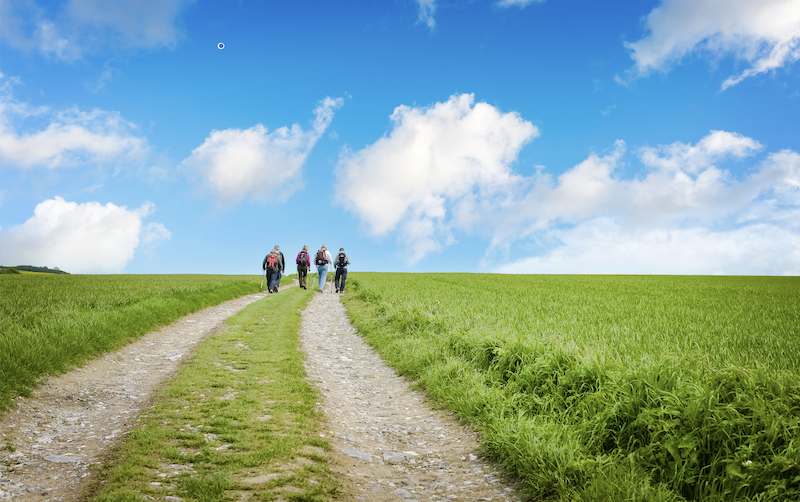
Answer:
[
  {"left": 296, "top": 245, "right": 311, "bottom": 289},
  {"left": 334, "top": 248, "right": 350, "bottom": 293},
  {"left": 275, "top": 245, "right": 286, "bottom": 289},
  {"left": 314, "top": 244, "right": 332, "bottom": 293},
  {"left": 263, "top": 247, "right": 283, "bottom": 294}
]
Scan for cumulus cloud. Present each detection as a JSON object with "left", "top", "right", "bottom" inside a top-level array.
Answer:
[
  {"left": 182, "top": 97, "right": 343, "bottom": 206},
  {"left": 492, "top": 131, "right": 800, "bottom": 275},
  {"left": 621, "top": 0, "right": 800, "bottom": 89},
  {"left": 0, "top": 0, "right": 192, "bottom": 61},
  {"left": 335, "top": 93, "right": 539, "bottom": 263},
  {"left": 0, "top": 74, "right": 148, "bottom": 168},
  {"left": 0, "top": 196, "right": 170, "bottom": 273}
]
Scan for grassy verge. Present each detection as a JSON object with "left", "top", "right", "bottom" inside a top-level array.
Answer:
[
  {"left": 1, "top": 275, "right": 264, "bottom": 411},
  {"left": 84, "top": 286, "right": 340, "bottom": 502},
  {"left": 342, "top": 273, "right": 800, "bottom": 502}
]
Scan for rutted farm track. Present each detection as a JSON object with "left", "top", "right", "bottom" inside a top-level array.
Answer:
[
  {"left": 0, "top": 291, "right": 272, "bottom": 500},
  {"left": 0, "top": 286, "right": 521, "bottom": 501}
]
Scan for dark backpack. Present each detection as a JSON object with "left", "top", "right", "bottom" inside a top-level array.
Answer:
[
  {"left": 267, "top": 253, "right": 279, "bottom": 269},
  {"left": 337, "top": 253, "right": 346, "bottom": 268},
  {"left": 297, "top": 250, "right": 308, "bottom": 265},
  {"left": 315, "top": 250, "right": 327, "bottom": 265}
]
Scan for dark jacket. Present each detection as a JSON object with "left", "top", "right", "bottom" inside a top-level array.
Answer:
[{"left": 334, "top": 252, "right": 350, "bottom": 269}]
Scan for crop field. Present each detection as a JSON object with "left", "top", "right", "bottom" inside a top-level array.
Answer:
[
  {"left": 0, "top": 274, "right": 277, "bottom": 411},
  {"left": 342, "top": 273, "right": 800, "bottom": 502}
]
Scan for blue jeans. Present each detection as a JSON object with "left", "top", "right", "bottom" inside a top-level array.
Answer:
[{"left": 317, "top": 265, "right": 328, "bottom": 291}]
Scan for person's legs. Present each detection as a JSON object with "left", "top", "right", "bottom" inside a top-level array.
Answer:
[
  {"left": 298, "top": 265, "right": 307, "bottom": 289},
  {"left": 339, "top": 268, "right": 348, "bottom": 292},
  {"left": 266, "top": 269, "right": 275, "bottom": 292},
  {"left": 317, "top": 265, "right": 328, "bottom": 291},
  {"left": 334, "top": 267, "right": 342, "bottom": 292}
]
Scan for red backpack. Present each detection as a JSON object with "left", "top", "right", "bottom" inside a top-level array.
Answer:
[{"left": 267, "top": 253, "right": 279, "bottom": 269}]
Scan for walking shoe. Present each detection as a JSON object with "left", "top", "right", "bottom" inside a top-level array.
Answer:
[{"left": 335, "top": 288, "right": 339, "bottom": 293}]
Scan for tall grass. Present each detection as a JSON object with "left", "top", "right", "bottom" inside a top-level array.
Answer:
[
  {"left": 0, "top": 274, "right": 264, "bottom": 411},
  {"left": 342, "top": 273, "right": 800, "bottom": 501}
]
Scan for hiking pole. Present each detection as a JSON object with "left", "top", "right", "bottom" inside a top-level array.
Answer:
[{"left": 260, "top": 268, "right": 265, "bottom": 291}]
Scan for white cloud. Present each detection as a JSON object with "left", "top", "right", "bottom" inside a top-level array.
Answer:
[
  {"left": 492, "top": 131, "right": 800, "bottom": 275},
  {"left": 0, "top": 0, "right": 192, "bottom": 61},
  {"left": 182, "top": 97, "right": 343, "bottom": 206},
  {"left": 0, "top": 74, "right": 148, "bottom": 168},
  {"left": 0, "top": 196, "right": 170, "bottom": 273},
  {"left": 497, "top": 0, "right": 545, "bottom": 7},
  {"left": 335, "top": 93, "right": 539, "bottom": 263},
  {"left": 495, "top": 219, "right": 800, "bottom": 275},
  {"left": 622, "top": 0, "right": 800, "bottom": 89},
  {"left": 416, "top": 0, "right": 436, "bottom": 30}
]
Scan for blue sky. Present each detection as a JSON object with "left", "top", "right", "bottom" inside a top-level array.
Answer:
[{"left": 1, "top": 0, "right": 799, "bottom": 275}]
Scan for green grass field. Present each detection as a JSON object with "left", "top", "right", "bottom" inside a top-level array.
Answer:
[
  {"left": 88, "top": 286, "right": 340, "bottom": 501},
  {"left": 342, "top": 273, "right": 800, "bottom": 502},
  {"left": 0, "top": 274, "right": 287, "bottom": 411}
]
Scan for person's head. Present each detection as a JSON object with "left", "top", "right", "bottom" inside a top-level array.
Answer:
[
  {"left": 303, "top": 245, "right": 308, "bottom": 251},
  {"left": 321, "top": 244, "right": 327, "bottom": 250},
  {"left": 274, "top": 245, "right": 280, "bottom": 250},
  {"left": 339, "top": 248, "right": 344, "bottom": 252},
  {"left": 270, "top": 249, "right": 277, "bottom": 255}
]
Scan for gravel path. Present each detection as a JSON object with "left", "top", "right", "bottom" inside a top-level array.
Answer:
[
  {"left": 0, "top": 290, "right": 272, "bottom": 501},
  {"left": 301, "top": 291, "right": 522, "bottom": 502},
  {"left": 1, "top": 284, "right": 522, "bottom": 501}
]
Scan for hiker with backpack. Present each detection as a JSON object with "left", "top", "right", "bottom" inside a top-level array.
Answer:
[
  {"left": 275, "top": 245, "right": 286, "bottom": 286},
  {"left": 296, "top": 245, "right": 311, "bottom": 289},
  {"left": 262, "top": 246, "right": 283, "bottom": 294},
  {"left": 314, "top": 244, "right": 333, "bottom": 293},
  {"left": 334, "top": 248, "right": 350, "bottom": 293}
]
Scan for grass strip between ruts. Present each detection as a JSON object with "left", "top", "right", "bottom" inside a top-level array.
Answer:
[{"left": 83, "top": 286, "right": 341, "bottom": 502}]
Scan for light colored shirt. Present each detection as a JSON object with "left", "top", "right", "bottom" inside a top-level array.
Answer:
[{"left": 324, "top": 250, "right": 333, "bottom": 265}]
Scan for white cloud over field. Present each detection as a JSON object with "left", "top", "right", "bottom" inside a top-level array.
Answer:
[
  {"left": 0, "top": 74, "right": 148, "bottom": 168},
  {"left": 495, "top": 220, "right": 800, "bottom": 276},
  {"left": 493, "top": 131, "right": 800, "bottom": 275},
  {"left": 0, "top": 196, "right": 170, "bottom": 273},
  {"left": 182, "top": 97, "right": 343, "bottom": 206},
  {"left": 335, "top": 93, "right": 800, "bottom": 273},
  {"left": 335, "top": 93, "right": 539, "bottom": 264},
  {"left": 0, "top": 0, "right": 193, "bottom": 61},
  {"left": 622, "top": 0, "right": 800, "bottom": 89}
]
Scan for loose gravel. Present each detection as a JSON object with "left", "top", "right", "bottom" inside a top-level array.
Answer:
[{"left": 301, "top": 291, "right": 522, "bottom": 501}]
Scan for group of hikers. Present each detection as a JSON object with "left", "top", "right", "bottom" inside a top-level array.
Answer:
[{"left": 262, "top": 244, "right": 350, "bottom": 294}]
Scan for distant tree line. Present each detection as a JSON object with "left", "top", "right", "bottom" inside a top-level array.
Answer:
[{"left": 0, "top": 265, "right": 70, "bottom": 274}]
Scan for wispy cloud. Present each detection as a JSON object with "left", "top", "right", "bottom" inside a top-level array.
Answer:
[
  {"left": 497, "top": 0, "right": 546, "bottom": 8},
  {"left": 0, "top": 0, "right": 193, "bottom": 61},
  {"left": 620, "top": 0, "right": 800, "bottom": 90},
  {"left": 335, "top": 93, "right": 539, "bottom": 264},
  {"left": 416, "top": 0, "right": 436, "bottom": 30},
  {"left": 0, "top": 74, "right": 148, "bottom": 168},
  {"left": 0, "top": 196, "right": 170, "bottom": 273},
  {"left": 182, "top": 97, "right": 343, "bottom": 206}
]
